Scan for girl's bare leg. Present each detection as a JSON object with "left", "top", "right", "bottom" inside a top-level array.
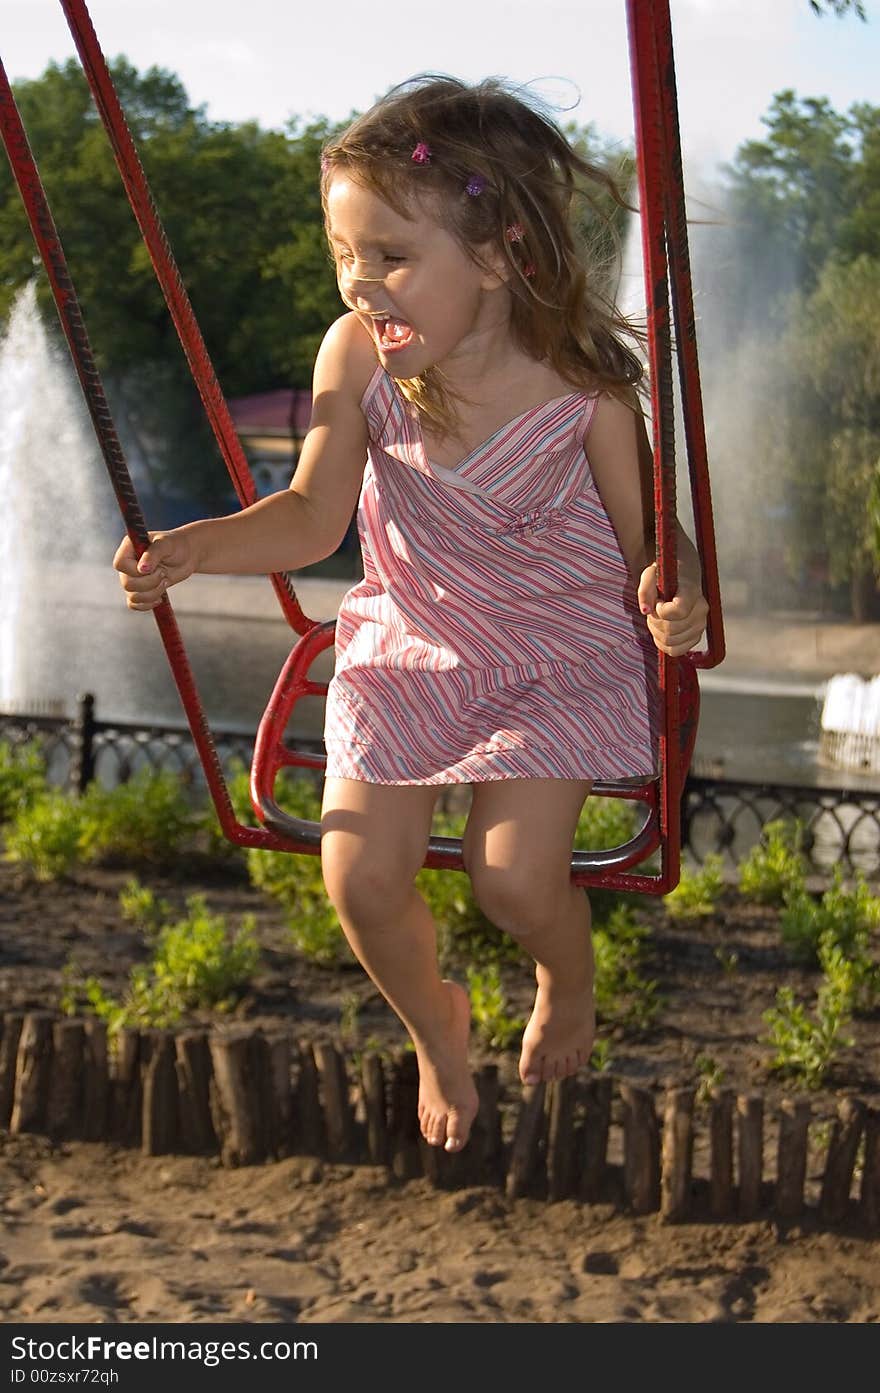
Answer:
[
  {"left": 463, "top": 778, "right": 594, "bottom": 1085},
  {"left": 321, "top": 778, "right": 479, "bottom": 1151}
]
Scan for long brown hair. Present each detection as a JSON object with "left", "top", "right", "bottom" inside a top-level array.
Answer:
[{"left": 321, "top": 74, "right": 644, "bottom": 433}]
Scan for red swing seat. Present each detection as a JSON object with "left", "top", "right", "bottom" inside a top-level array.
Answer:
[
  {"left": 250, "top": 616, "right": 703, "bottom": 886},
  {"left": 0, "top": 0, "right": 723, "bottom": 895}
]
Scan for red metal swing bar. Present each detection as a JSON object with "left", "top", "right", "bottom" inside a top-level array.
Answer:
[{"left": 0, "top": 0, "right": 723, "bottom": 892}]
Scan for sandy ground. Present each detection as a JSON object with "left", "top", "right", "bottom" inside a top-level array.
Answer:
[{"left": 1, "top": 1133, "right": 878, "bottom": 1325}]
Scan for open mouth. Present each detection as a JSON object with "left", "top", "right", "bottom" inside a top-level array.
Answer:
[{"left": 375, "top": 316, "right": 414, "bottom": 351}]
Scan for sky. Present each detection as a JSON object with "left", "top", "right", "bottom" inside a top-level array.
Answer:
[{"left": 4, "top": 0, "right": 880, "bottom": 180}]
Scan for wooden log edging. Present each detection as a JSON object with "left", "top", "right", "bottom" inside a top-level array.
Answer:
[{"left": 1, "top": 1009, "right": 877, "bottom": 1231}]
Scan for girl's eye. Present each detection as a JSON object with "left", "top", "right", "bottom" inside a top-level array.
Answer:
[{"left": 384, "top": 255, "right": 406, "bottom": 265}]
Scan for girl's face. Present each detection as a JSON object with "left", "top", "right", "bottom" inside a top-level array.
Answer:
[{"left": 325, "top": 174, "right": 508, "bottom": 376}]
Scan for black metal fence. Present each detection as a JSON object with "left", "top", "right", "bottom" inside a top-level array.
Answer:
[{"left": 4, "top": 695, "right": 880, "bottom": 878}]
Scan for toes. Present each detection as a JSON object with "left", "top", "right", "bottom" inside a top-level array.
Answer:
[
  {"left": 519, "top": 1043, "right": 540, "bottom": 1085},
  {"left": 521, "top": 1051, "right": 587, "bottom": 1085},
  {"left": 422, "top": 1110, "right": 447, "bottom": 1148},
  {"left": 444, "top": 1107, "right": 469, "bottom": 1153}
]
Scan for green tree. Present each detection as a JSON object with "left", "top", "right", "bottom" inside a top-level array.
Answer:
[
  {"left": 0, "top": 59, "right": 345, "bottom": 503},
  {"left": 809, "top": 0, "right": 866, "bottom": 15},
  {"left": 723, "top": 92, "right": 860, "bottom": 325},
  {"left": 784, "top": 256, "right": 880, "bottom": 616},
  {"left": 710, "top": 92, "right": 880, "bottom": 614}
]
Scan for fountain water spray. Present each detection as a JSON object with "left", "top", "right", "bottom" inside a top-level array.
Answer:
[{"left": 0, "top": 282, "right": 118, "bottom": 711}]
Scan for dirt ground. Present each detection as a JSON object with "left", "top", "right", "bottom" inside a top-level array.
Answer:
[{"left": 1, "top": 858, "right": 879, "bottom": 1324}]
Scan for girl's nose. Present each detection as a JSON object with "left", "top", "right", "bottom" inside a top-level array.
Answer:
[{"left": 341, "top": 260, "right": 381, "bottom": 291}]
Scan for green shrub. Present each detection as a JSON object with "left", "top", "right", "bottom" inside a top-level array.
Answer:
[
  {"left": 714, "top": 946, "right": 739, "bottom": 974},
  {"left": 573, "top": 796, "right": 654, "bottom": 926},
  {"left": 118, "top": 877, "right": 172, "bottom": 937},
  {"left": 227, "top": 760, "right": 324, "bottom": 827},
  {"left": 589, "top": 1036, "right": 613, "bottom": 1072},
  {"left": 762, "top": 955, "right": 855, "bottom": 1091},
  {"left": 424, "top": 870, "right": 521, "bottom": 969},
  {"left": 466, "top": 964, "right": 525, "bottom": 1050},
  {"left": 61, "top": 963, "right": 182, "bottom": 1032},
  {"left": 3, "top": 790, "right": 87, "bottom": 880},
  {"left": 694, "top": 1052, "right": 726, "bottom": 1103},
  {"left": 248, "top": 847, "right": 353, "bottom": 966},
  {"left": 152, "top": 893, "right": 260, "bottom": 1008},
  {"left": 0, "top": 740, "right": 47, "bottom": 824},
  {"left": 419, "top": 808, "right": 522, "bottom": 966},
  {"left": 4, "top": 769, "right": 204, "bottom": 878},
  {"left": 78, "top": 769, "right": 197, "bottom": 865},
  {"left": 664, "top": 853, "right": 725, "bottom": 919},
  {"left": 236, "top": 766, "right": 354, "bottom": 963},
  {"left": 593, "top": 904, "right": 660, "bottom": 1028},
  {"left": 574, "top": 796, "right": 638, "bottom": 853},
  {"left": 738, "top": 819, "right": 808, "bottom": 905},
  {"left": 62, "top": 892, "right": 261, "bottom": 1029},
  {"left": 780, "top": 866, "right": 880, "bottom": 967}
]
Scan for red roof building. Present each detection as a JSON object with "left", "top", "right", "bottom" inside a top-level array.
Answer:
[{"left": 226, "top": 388, "right": 312, "bottom": 493}]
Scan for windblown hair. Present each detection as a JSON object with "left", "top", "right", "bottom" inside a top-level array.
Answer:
[{"left": 320, "top": 74, "right": 644, "bottom": 434}]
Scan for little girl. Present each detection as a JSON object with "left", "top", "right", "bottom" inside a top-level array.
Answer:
[{"left": 115, "top": 75, "right": 708, "bottom": 1155}]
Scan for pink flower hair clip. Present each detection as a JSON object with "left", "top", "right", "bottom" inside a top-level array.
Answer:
[
  {"left": 522, "top": 263, "right": 536, "bottom": 279},
  {"left": 505, "top": 222, "right": 525, "bottom": 243},
  {"left": 465, "top": 173, "right": 487, "bottom": 196},
  {"left": 411, "top": 142, "right": 432, "bottom": 165}
]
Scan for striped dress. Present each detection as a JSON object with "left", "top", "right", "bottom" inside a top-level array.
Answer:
[{"left": 323, "top": 365, "right": 659, "bottom": 785}]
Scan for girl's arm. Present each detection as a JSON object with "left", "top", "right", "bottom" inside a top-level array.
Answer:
[
  {"left": 585, "top": 391, "right": 708, "bottom": 657},
  {"left": 114, "top": 313, "right": 374, "bottom": 610}
]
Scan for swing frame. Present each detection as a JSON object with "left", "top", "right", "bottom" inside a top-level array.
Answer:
[{"left": 0, "top": 0, "right": 723, "bottom": 894}]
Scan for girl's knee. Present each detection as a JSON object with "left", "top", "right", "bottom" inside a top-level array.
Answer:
[
  {"left": 469, "top": 861, "right": 571, "bottom": 937},
  {"left": 321, "top": 843, "right": 413, "bottom": 930}
]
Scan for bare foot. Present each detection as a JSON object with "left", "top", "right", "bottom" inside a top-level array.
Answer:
[
  {"left": 519, "top": 958, "right": 595, "bottom": 1086},
  {"left": 414, "top": 979, "right": 479, "bottom": 1152}
]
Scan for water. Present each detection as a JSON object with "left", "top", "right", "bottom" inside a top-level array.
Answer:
[
  {"left": 0, "top": 283, "right": 872, "bottom": 792},
  {"left": 0, "top": 285, "right": 118, "bottom": 709}
]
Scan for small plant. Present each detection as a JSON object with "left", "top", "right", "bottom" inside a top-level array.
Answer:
[
  {"left": 339, "top": 991, "right": 361, "bottom": 1046},
  {"left": 226, "top": 760, "right": 326, "bottom": 827},
  {"left": 248, "top": 847, "right": 353, "bottom": 966},
  {"left": 152, "top": 894, "right": 260, "bottom": 1007},
  {"left": 62, "top": 893, "right": 261, "bottom": 1029},
  {"left": 466, "top": 964, "right": 525, "bottom": 1051},
  {"left": 3, "top": 789, "right": 87, "bottom": 880},
  {"left": 60, "top": 963, "right": 172, "bottom": 1031},
  {"left": 664, "top": 854, "right": 725, "bottom": 920},
  {"left": 118, "top": 877, "right": 171, "bottom": 936},
  {"left": 78, "top": 769, "right": 197, "bottom": 865},
  {"left": 574, "top": 796, "right": 638, "bottom": 853},
  {"left": 425, "top": 870, "right": 519, "bottom": 969},
  {"left": 0, "top": 740, "right": 47, "bottom": 824},
  {"left": 237, "top": 770, "right": 353, "bottom": 966},
  {"left": 738, "top": 818, "right": 807, "bottom": 905},
  {"left": 818, "top": 926, "right": 879, "bottom": 1015},
  {"left": 573, "top": 797, "right": 655, "bottom": 924},
  {"left": 762, "top": 950, "right": 855, "bottom": 1091},
  {"left": 589, "top": 1036, "right": 613, "bottom": 1072},
  {"left": 780, "top": 866, "right": 880, "bottom": 968},
  {"left": 714, "top": 946, "right": 739, "bottom": 975},
  {"left": 592, "top": 904, "right": 661, "bottom": 1029},
  {"left": 694, "top": 1052, "right": 725, "bottom": 1104}
]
